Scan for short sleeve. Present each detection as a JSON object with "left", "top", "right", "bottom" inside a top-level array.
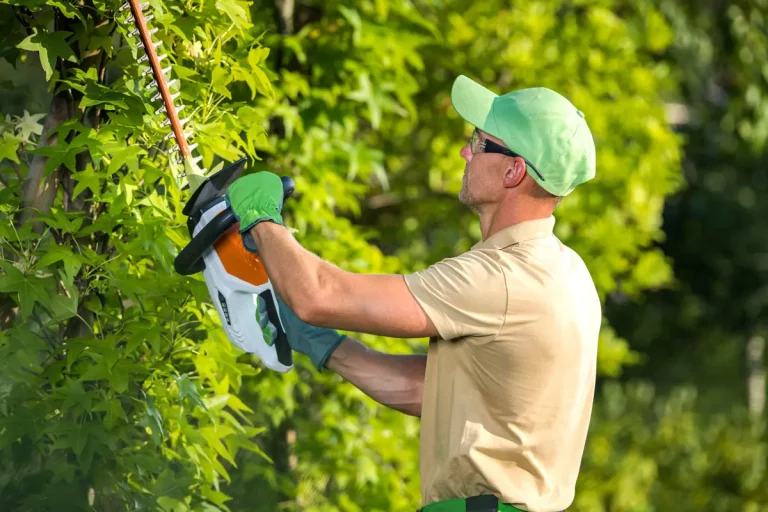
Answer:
[{"left": 403, "top": 251, "right": 507, "bottom": 341}]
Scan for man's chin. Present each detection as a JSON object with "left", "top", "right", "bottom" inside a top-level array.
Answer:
[{"left": 458, "top": 187, "right": 473, "bottom": 208}]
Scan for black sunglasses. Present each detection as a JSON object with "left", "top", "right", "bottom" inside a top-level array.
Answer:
[{"left": 469, "top": 129, "right": 545, "bottom": 182}]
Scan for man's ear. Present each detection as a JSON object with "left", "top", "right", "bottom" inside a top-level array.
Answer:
[{"left": 502, "top": 157, "right": 526, "bottom": 188}]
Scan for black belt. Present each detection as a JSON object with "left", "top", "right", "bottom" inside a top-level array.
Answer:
[{"left": 466, "top": 495, "right": 501, "bottom": 511}]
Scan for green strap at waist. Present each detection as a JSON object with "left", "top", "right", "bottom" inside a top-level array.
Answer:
[{"left": 420, "top": 497, "right": 525, "bottom": 512}]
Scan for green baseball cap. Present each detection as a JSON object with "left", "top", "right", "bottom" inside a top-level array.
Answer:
[{"left": 451, "top": 75, "right": 596, "bottom": 196}]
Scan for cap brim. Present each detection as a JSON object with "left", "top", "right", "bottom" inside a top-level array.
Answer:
[{"left": 451, "top": 75, "right": 499, "bottom": 135}]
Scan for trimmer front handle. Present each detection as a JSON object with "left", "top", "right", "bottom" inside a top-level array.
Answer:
[{"left": 175, "top": 174, "right": 294, "bottom": 276}]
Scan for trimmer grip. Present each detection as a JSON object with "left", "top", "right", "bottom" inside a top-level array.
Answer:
[
  {"left": 258, "top": 289, "right": 293, "bottom": 368},
  {"left": 214, "top": 285, "right": 293, "bottom": 373}
]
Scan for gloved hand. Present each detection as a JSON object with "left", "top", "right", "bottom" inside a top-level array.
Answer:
[
  {"left": 275, "top": 293, "right": 345, "bottom": 371},
  {"left": 225, "top": 171, "right": 285, "bottom": 253},
  {"left": 226, "top": 171, "right": 285, "bottom": 232}
]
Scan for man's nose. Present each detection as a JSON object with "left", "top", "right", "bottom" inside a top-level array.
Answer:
[{"left": 460, "top": 144, "right": 472, "bottom": 162}]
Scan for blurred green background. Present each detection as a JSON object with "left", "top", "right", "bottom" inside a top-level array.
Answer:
[{"left": 0, "top": 0, "right": 766, "bottom": 510}]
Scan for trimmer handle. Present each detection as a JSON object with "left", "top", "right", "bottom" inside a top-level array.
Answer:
[{"left": 174, "top": 176, "right": 295, "bottom": 276}]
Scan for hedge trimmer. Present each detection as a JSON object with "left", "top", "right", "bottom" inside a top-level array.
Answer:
[{"left": 120, "top": 0, "right": 294, "bottom": 372}]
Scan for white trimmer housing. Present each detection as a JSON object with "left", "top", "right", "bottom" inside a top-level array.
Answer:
[{"left": 194, "top": 200, "right": 293, "bottom": 373}]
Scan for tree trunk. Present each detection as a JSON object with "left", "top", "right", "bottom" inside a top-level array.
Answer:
[{"left": 16, "top": 93, "right": 73, "bottom": 229}]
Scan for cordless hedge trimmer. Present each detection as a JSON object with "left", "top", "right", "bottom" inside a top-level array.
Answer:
[{"left": 120, "top": 0, "right": 294, "bottom": 372}]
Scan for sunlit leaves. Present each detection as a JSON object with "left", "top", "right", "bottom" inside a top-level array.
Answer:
[
  {"left": 0, "top": 0, "right": 276, "bottom": 508},
  {"left": 16, "top": 29, "right": 77, "bottom": 81}
]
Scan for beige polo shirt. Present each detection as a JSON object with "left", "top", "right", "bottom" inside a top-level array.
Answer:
[{"left": 403, "top": 216, "right": 601, "bottom": 512}]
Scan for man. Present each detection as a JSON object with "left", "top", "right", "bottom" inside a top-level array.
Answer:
[{"left": 226, "top": 75, "right": 601, "bottom": 512}]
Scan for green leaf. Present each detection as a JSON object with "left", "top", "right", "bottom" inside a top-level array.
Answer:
[
  {"left": 0, "top": 133, "right": 22, "bottom": 163},
  {"left": 175, "top": 374, "right": 206, "bottom": 410},
  {"left": 0, "top": 261, "right": 52, "bottom": 321},
  {"left": 80, "top": 81, "right": 132, "bottom": 110},
  {"left": 107, "top": 145, "right": 143, "bottom": 176},
  {"left": 211, "top": 66, "right": 232, "bottom": 99},
  {"left": 36, "top": 245, "right": 83, "bottom": 273},
  {"left": 46, "top": 0, "right": 83, "bottom": 20},
  {"left": 79, "top": 361, "right": 109, "bottom": 382},
  {"left": 101, "top": 400, "right": 127, "bottom": 429},
  {"left": 250, "top": 65, "right": 273, "bottom": 100},
  {"left": 17, "top": 29, "right": 77, "bottom": 81},
  {"left": 201, "top": 487, "right": 231, "bottom": 506},
  {"left": 215, "top": 0, "right": 250, "bottom": 29},
  {"left": 142, "top": 397, "right": 165, "bottom": 445},
  {"left": 108, "top": 361, "right": 130, "bottom": 393},
  {"left": 200, "top": 426, "right": 236, "bottom": 465},
  {"left": 71, "top": 164, "right": 101, "bottom": 198},
  {"left": 32, "top": 142, "right": 80, "bottom": 175},
  {"left": 47, "top": 293, "right": 79, "bottom": 324}
]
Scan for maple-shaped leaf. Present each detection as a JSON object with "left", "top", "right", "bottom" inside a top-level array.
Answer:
[
  {"left": 17, "top": 29, "right": 77, "bottom": 81},
  {"left": 15, "top": 110, "right": 46, "bottom": 143},
  {"left": 0, "top": 261, "right": 53, "bottom": 321},
  {"left": 0, "top": 132, "right": 22, "bottom": 164}
]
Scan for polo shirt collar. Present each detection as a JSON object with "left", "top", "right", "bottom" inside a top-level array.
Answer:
[{"left": 472, "top": 216, "right": 556, "bottom": 251}]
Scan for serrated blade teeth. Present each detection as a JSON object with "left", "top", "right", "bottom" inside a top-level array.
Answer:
[
  {"left": 142, "top": 66, "right": 154, "bottom": 76},
  {"left": 179, "top": 116, "right": 191, "bottom": 126},
  {"left": 154, "top": 105, "right": 166, "bottom": 115},
  {"left": 151, "top": 91, "right": 163, "bottom": 101},
  {"left": 129, "top": 27, "right": 140, "bottom": 37},
  {"left": 119, "top": 1, "right": 131, "bottom": 11},
  {"left": 147, "top": 79, "right": 157, "bottom": 89},
  {"left": 138, "top": 53, "right": 149, "bottom": 63},
  {"left": 188, "top": 142, "right": 198, "bottom": 152},
  {"left": 127, "top": 14, "right": 135, "bottom": 23},
  {"left": 148, "top": 27, "right": 159, "bottom": 36},
  {"left": 161, "top": 118, "right": 171, "bottom": 127},
  {"left": 183, "top": 130, "right": 194, "bottom": 139},
  {"left": 170, "top": 91, "right": 180, "bottom": 102},
  {"left": 191, "top": 155, "right": 203, "bottom": 166},
  {"left": 169, "top": 145, "right": 180, "bottom": 154},
  {"left": 154, "top": 40, "right": 163, "bottom": 50},
  {"left": 161, "top": 66, "right": 172, "bottom": 76},
  {"left": 140, "top": 2, "right": 149, "bottom": 8},
  {"left": 166, "top": 79, "right": 178, "bottom": 89},
  {"left": 144, "top": 14, "right": 154, "bottom": 22},
  {"left": 163, "top": 132, "right": 175, "bottom": 142},
  {"left": 176, "top": 105, "right": 185, "bottom": 114}
]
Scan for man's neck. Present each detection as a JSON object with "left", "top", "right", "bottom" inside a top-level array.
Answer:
[{"left": 479, "top": 198, "right": 554, "bottom": 240}]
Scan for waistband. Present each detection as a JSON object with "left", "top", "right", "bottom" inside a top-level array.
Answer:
[{"left": 419, "top": 495, "right": 525, "bottom": 512}]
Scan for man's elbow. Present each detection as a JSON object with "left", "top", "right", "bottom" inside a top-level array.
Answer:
[
  {"left": 290, "top": 288, "right": 335, "bottom": 327},
  {"left": 287, "top": 265, "right": 345, "bottom": 327}
]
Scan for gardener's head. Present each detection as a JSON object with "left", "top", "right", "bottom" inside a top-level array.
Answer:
[{"left": 452, "top": 75, "right": 596, "bottom": 214}]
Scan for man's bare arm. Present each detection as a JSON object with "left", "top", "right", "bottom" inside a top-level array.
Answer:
[
  {"left": 327, "top": 337, "right": 427, "bottom": 417},
  {"left": 250, "top": 222, "right": 439, "bottom": 338}
]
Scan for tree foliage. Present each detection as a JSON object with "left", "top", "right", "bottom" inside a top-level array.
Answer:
[
  {"left": 0, "top": 0, "right": 278, "bottom": 509},
  {"left": 5, "top": 0, "right": 761, "bottom": 511}
]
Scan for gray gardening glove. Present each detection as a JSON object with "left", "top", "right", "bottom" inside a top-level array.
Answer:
[{"left": 275, "top": 293, "right": 344, "bottom": 371}]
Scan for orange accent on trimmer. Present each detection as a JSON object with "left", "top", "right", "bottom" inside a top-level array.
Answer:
[{"left": 214, "top": 223, "right": 269, "bottom": 286}]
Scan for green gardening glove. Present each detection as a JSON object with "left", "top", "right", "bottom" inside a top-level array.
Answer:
[
  {"left": 226, "top": 171, "right": 285, "bottom": 232},
  {"left": 275, "top": 293, "right": 345, "bottom": 371},
  {"left": 225, "top": 171, "right": 286, "bottom": 253}
]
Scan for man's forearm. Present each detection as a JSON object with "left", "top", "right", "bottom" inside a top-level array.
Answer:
[
  {"left": 327, "top": 337, "right": 426, "bottom": 417},
  {"left": 250, "top": 222, "right": 338, "bottom": 320}
]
